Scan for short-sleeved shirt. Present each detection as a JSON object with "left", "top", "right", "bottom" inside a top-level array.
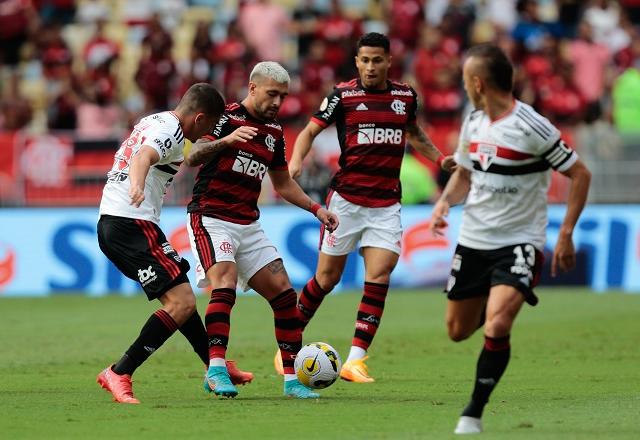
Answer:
[
  {"left": 99, "top": 111, "right": 185, "bottom": 224},
  {"left": 311, "top": 79, "right": 418, "bottom": 208},
  {"left": 455, "top": 100, "right": 578, "bottom": 251},
  {"left": 187, "top": 103, "right": 287, "bottom": 224}
]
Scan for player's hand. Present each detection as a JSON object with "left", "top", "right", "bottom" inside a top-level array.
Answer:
[
  {"left": 289, "top": 157, "right": 302, "bottom": 179},
  {"left": 129, "top": 185, "right": 145, "bottom": 207},
  {"left": 223, "top": 126, "right": 258, "bottom": 145},
  {"left": 551, "top": 233, "right": 576, "bottom": 277},
  {"left": 440, "top": 155, "right": 457, "bottom": 173},
  {"left": 316, "top": 208, "right": 339, "bottom": 233},
  {"left": 429, "top": 199, "right": 450, "bottom": 237}
]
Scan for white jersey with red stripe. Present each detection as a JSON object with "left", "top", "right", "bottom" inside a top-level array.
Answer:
[
  {"left": 99, "top": 111, "right": 185, "bottom": 224},
  {"left": 454, "top": 100, "right": 578, "bottom": 251}
]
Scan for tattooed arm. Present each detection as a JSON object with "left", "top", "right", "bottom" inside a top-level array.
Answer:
[
  {"left": 184, "top": 126, "right": 258, "bottom": 166},
  {"left": 405, "top": 120, "right": 455, "bottom": 172}
]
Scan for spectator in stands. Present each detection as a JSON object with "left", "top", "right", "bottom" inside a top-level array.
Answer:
[
  {"left": 211, "top": 19, "right": 255, "bottom": 103},
  {"left": 537, "top": 61, "right": 586, "bottom": 125},
  {"left": 177, "top": 21, "right": 214, "bottom": 98},
  {"left": 316, "top": 0, "right": 363, "bottom": 79},
  {"left": 291, "top": 0, "right": 324, "bottom": 59},
  {"left": 0, "top": 0, "right": 39, "bottom": 69},
  {"left": 0, "top": 74, "right": 33, "bottom": 130},
  {"left": 414, "top": 25, "right": 460, "bottom": 97},
  {"left": 75, "top": 0, "right": 110, "bottom": 25},
  {"left": 384, "top": 0, "right": 425, "bottom": 52},
  {"left": 36, "top": 0, "right": 76, "bottom": 26},
  {"left": 237, "top": 0, "right": 289, "bottom": 62},
  {"left": 565, "top": 19, "right": 611, "bottom": 123},
  {"left": 82, "top": 19, "right": 119, "bottom": 73},
  {"left": 583, "top": 0, "right": 630, "bottom": 52},
  {"left": 612, "top": 34, "right": 640, "bottom": 132},
  {"left": 512, "top": 0, "right": 563, "bottom": 54}
]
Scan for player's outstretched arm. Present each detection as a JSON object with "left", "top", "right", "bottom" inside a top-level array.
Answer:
[
  {"left": 551, "top": 159, "right": 591, "bottom": 277},
  {"left": 428, "top": 166, "right": 471, "bottom": 236},
  {"left": 269, "top": 169, "right": 339, "bottom": 232},
  {"left": 290, "top": 121, "right": 324, "bottom": 179},
  {"left": 405, "top": 120, "right": 455, "bottom": 172},
  {"left": 128, "top": 145, "right": 160, "bottom": 207},
  {"left": 185, "top": 126, "right": 258, "bottom": 166}
]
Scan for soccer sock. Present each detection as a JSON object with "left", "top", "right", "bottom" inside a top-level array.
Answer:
[
  {"left": 346, "top": 346, "right": 367, "bottom": 362},
  {"left": 178, "top": 311, "right": 209, "bottom": 366},
  {"left": 297, "top": 277, "right": 330, "bottom": 331},
  {"left": 204, "top": 288, "right": 236, "bottom": 362},
  {"left": 269, "top": 288, "right": 302, "bottom": 376},
  {"left": 112, "top": 309, "right": 178, "bottom": 376},
  {"left": 351, "top": 281, "right": 389, "bottom": 352},
  {"left": 462, "top": 335, "right": 511, "bottom": 418}
]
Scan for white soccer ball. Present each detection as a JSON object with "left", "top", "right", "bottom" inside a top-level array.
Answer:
[{"left": 294, "top": 342, "right": 342, "bottom": 389}]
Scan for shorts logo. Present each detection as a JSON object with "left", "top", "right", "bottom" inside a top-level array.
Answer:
[
  {"left": 477, "top": 144, "right": 497, "bottom": 171},
  {"left": 265, "top": 134, "right": 276, "bottom": 152},
  {"left": 452, "top": 254, "right": 462, "bottom": 272},
  {"left": 138, "top": 266, "right": 157, "bottom": 287},
  {"left": 391, "top": 99, "right": 406, "bottom": 115},
  {"left": 326, "top": 233, "right": 336, "bottom": 247},
  {"left": 357, "top": 128, "right": 402, "bottom": 145},
  {"left": 232, "top": 154, "right": 267, "bottom": 179},
  {"left": 446, "top": 275, "right": 456, "bottom": 292},
  {"left": 219, "top": 242, "right": 233, "bottom": 254}
]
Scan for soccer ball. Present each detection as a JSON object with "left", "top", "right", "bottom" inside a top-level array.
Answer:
[{"left": 294, "top": 342, "right": 342, "bottom": 389}]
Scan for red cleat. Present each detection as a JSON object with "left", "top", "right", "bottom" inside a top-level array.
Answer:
[
  {"left": 226, "top": 360, "right": 254, "bottom": 385},
  {"left": 97, "top": 366, "right": 140, "bottom": 404}
]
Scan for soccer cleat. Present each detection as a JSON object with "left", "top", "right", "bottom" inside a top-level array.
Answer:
[
  {"left": 97, "top": 366, "right": 140, "bottom": 404},
  {"left": 204, "top": 366, "right": 238, "bottom": 398},
  {"left": 284, "top": 379, "right": 320, "bottom": 399},
  {"left": 454, "top": 416, "right": 483, "bottom": 434},
  {"left": 273, "top": 349, "right": 284, "bottom": 376},
  {"left": 339, "top": 356, "right": 375, "bottom": 383},
  {"left": 226, "top": 360, "right": 254, "bottom": 385}
]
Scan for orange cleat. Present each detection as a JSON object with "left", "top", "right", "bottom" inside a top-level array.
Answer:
[
  {"left": 97, "top": 366, "right": 140, "bottom": 404},
  {"left": 273, "top": 349, "right": 284, "bottom": 376},
  {"left": 226, "top": 360, "right": 254, "bottom": 385},
  {"left": 339, "top": 356, "right": 375, "bottom": 383}
]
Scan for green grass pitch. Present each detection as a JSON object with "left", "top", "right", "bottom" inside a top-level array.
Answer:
[{"left": 1, "top": 288, "right": 638, "bottom": 439}]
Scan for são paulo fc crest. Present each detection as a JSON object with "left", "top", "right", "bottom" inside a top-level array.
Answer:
[{"left": 477, "top": 144, "right": 497, "bottom": 171}]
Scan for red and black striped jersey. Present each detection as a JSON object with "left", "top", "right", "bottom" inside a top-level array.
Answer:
[
  {"left": 187, "top": 103, "right": 287, "bottom": 224},
  {"left": 311, "top": 78, "right": 418, "bottom": 208}
]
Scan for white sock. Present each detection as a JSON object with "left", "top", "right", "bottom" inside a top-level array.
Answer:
[
  {"left": 284, "top": 374, "right": 297, "bottom": 382},
  {"left": 209, "top": 358, "right": 226, "bottom": 367},
  {"left": 346, "top": 346, "right": 367, "bottom": 362}
]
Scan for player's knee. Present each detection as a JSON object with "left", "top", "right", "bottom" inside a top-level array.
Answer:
[
  {"left": 447, "top": 320, "right": 473, "bottom": 342},
  {"left": 484, "top": 315, "right": 513, "bottom": 338},
  {"left": 316, "top": 270, "right": 341, "bottom": 290}
]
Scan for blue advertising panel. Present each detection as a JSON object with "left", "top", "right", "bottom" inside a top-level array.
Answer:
[{"left": 0, "top": 205, "right": 638, "bottom": 296}]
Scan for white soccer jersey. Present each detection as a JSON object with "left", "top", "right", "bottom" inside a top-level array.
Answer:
[
  {"left": 99, "top": 111, "right": 185, "bottom": 224},
  {"left": 454, "top": 100, "right": 578, "bottom": 251}
]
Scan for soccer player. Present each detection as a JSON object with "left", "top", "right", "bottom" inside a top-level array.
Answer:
[
  {"left": 283, "top": 32, "right": 454, "bottom": 382},
  {"left": 428, "top": 44, "right": 591, "bottom": 434},
  {"left": 185, "top": 61, "right": 339, "bottom": 399},
  {"left": 96, "top": 83, "right": 253, "bottom": 404}
]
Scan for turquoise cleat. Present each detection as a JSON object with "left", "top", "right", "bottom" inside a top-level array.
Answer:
[
  {"left": 284, "top": 379, "right": 320, "bottom": 399},
  {"left": 204, "top": 366, "right": 238, "bottom": 398}
]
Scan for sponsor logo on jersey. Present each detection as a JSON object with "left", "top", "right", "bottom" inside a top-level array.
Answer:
[
  {"left": 477, "top": 143, "right": 497, "bottom": 171},
  {"left": 265, "top": 122, "right": 282, "bottom": 130},
  {"left": 356, "top": 103, "right": 368, "bottom": 111},
  {"left": 227, "top": 113, "right": 246, "bottom": 121},
  {"left": 357, "top": 127, "right": 403, "bottom": 145},
  {"left": 265, "top": 133, "right": 276, "bottom": 152},
  {"left": 321, "top": 95, "right": 340, "bottom": 119},
  {"left": 232, "top": 153, "right": 267, "bottom": 179},
  {"left": 341, "top": 89, "right": 366, "bottom": 98},
  {"left": 473, "top": 183, "right": 519, "bottom": 194},
  {"left": 391, "top": 99, "right": 406, "bottom": 115},
  {"left": 138, "top": 266, "right": 157, "bottom": 286},
  {"left": 391, "top": 89, "right": 413, "bottom": 96}
]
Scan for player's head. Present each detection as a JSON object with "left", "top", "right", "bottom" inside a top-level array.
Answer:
[
  {"left": 462, "top": 44, "right": 514, "bottom": 110},
  {"left": 246, "top": 61, "right": 290, "bottom": 121},
  {"left": 355, "top": 32, "right": 391, "bottom": 90},
  {"left": 175, "top": 83, "right": 225, "bottom": 141}
]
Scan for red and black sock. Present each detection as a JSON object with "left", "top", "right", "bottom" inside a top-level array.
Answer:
[
  {"left": 112, "top": 309, "right": 178, "bottom": 375},
  {"left": 297, "top": 277, "right": 330, "bottom": 330},
  {"left": 204, "top": 288, "right": 236, "bottom": 361},
  {"left": 462, "top": 335, "right": 511, "bottom": 418},
  {"left": 178, "top": 311, "right": 209, "bottom": 366},
  {"left": 269, "top": 288, "right": 302, "bottom": 375},
  {"left": 351, "top": 282, "right": 389, "bottom": 350}
]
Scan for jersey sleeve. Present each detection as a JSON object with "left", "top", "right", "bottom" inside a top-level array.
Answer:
[
  {"left": 270, "top": 135, "right": 287, "bottom": 170},
  {"left": 143, "top": 124, "right": 182, "bottom": 165},
  {"left": 532, "top": 114, "right": 579, "bottom": 172},
  {"left": 408, "top": 87, "right": 418, "bottom": 124},
  {"left": 311, "top": 88, "right": 342, "bottom": 128},
  {"left": 453, "top": 112, "right": 474, "bottom": 171},
  {"left": 206, "top": 113, "right": 234, "bottom": 141}
]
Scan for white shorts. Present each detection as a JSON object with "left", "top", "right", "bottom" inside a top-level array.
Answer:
[
  {"left": 187, "top": 214, "right": 281, "bottom": 291},
  {"left": 320, "top": 191, "right": 402, "bottom": 256}
]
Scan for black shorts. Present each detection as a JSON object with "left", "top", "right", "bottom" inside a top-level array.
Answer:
[
  {"left": 445, "top": 243, "right": 544, "bottom": 306},
  {"left": 97, "top": 215, "right": 190, "bottom": 300}
]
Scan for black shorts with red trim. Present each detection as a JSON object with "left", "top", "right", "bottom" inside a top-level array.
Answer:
[
  {"left": 445, "top": 243, "right": 544, "bottom": 306},
  {"left": 97, "top": 215, "right": 190, "bottom": 300}
]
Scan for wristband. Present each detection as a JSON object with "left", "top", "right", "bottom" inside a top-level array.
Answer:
[
  {"left": 310, "top": 203, "right": 321, "bottom": 216},
  {"left": 436, "top": 155, "right": 445, "bottom": 168}
]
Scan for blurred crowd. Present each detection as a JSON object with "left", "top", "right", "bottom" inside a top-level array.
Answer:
[{"left": 1, "top": 0, "right": 640, "bottom": 204}]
